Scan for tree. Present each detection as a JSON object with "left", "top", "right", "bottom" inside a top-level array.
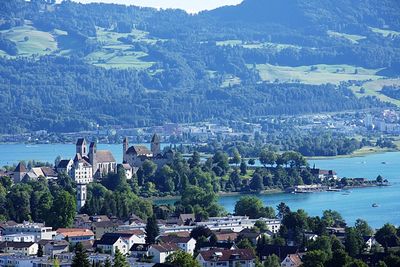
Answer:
[
  {"left": 104, "top": 258, "right": 112, "bottom": 267},
  {"left": 232, "top": 148, "right": 241, "bottom": 166},
  {"left": 302, "top": 250, "right": 328, "bottom": 267},
  {"left": 237, "top": 238, "right": 254, "bottom": 249},
  {"left": 113, "top": 248, "right": 129, "bottom": 267},
  {"left": 145, "top": 215, "right": 159, "bottom": 244},
  {"left": 354, "top": 219, "right": 373, "bottom": 236},
  {"left": 72, "top": 243, "right": 90, "bottom": 267},
  {"left": 375, "top": 223, "right": 399, "bottom": 252},
  {"left": 277, "top": 202, "right": 290, "bottom": 219},
  {"left": 322, "top": 210, "right": 345, "bottom": 227},
  {"left": 165, "top": 250, "right": 201, "bottom": 267},
  {"left": 263, "top": 254, "right": 280, "bottom": 267},
  {"left": 142, "top": 160, "right": 157, "bottom": 180},
  {"left": 48, "top": 190, "right": 76, "bottom": 228},
  {"left": 259, "top": 150, "right": 276, "bottom": 167},
  {"left": 189, "top": 151, "right": 201, "bottom": 168},
  {"left": 234, "top": 196, "right": 268, "bottom": 219},
  {"left": 249, "top": 173, "right": 264, "bottom": 192},
  {"left": 344, "top": 259, "right": 368, "bottom": 267},
  {"left": 240, "top": 160, "right": 247, "bottom": 175},
  {"left": 345, "top": 227, "right": 362, "bottom": 257},
  {"left": 190, "top": 226, "right": 212, "bottom": 240},
  {"left": 37, "top": 244, "right": 44, "bottom": 257}
]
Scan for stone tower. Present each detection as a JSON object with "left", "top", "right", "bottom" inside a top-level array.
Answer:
[
  {"left": 123, "top": 137, "right": 129, "bottom": 163},
  {"left": 151, "top": 133, "right": 161, "bottom": 156},
  {"left": 76, "top": 138, "right": 87, "bottom": 156},
  {"left": 89, "top": 142, "right": 97, "bottom": 174},
  {"left": 76, "top": 183, "right": 87, "bottom": 211}
]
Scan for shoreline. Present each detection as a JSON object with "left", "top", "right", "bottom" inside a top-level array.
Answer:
[
  {"left": 307, "top": 147, "right": 398, "bottom": 160},
  {"left": 149, "top": 188, "right": 285, "bottom": 202}
]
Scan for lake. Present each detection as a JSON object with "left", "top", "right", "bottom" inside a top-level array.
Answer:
[{"left": 1, "top": 143, "right": 399, "bottom": 228}]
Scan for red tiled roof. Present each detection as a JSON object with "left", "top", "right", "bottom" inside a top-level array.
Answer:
[
  {"left": 56, "top": 228, "right": 94, "bottom": 237},
  {"left": 151, "top": 242, "right": 179, "bottom": 252}
]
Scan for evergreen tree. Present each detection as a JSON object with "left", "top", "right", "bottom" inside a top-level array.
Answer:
[
  {"left": 145, "top": 215, "right": 159, "bottom": 244},
  {"left": 37, "top": 244, "right": 43, "bottom": 257},
  {"left": 104, "top": 257, "right": 112, "bottom": 267},
  {"left": 263, "top": 254, "right": 280, "bottom": 267},
  {"left": 71, "top": 243, "right": 90, "bottom": 267},
  {"left": 113, "top": 248, "right": 128, "bottom": 267}
]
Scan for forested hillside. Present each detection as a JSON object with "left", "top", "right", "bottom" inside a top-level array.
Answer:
[{"left": 0, "top": 0, "right": 399, "bottom": 133}]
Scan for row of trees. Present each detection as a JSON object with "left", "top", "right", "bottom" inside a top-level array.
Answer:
[{"left": 0, "top": 175, "right": 76, "bottom": 228}]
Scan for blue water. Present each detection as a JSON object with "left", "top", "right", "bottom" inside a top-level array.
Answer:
[
  {"left": 219, "top": 153, "right": 400, "bottom": 228},
  {"left": 1, "top": 144, "right": 399, "bottom": 228},
  {"left": 0, "top": 143, "right": 171, "bottom": 167}
]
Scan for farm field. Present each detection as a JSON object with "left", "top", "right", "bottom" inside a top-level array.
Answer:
[
  {"left": 250, "top": 63, "right": 383, "bottom": 85},
  {"left": 327, "top": 30, "right": 366, "bottom": 44},
  {"left": 350, "top": 79, "right": 400, "bottom": 106},
  {"left": 0, "top": 24, "right": 58, "bottom": 56},
  {"left": 369, "top": 27, "right": 400, "bottom": 38}
]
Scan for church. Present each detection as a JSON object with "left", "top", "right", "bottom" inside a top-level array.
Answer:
[
  {"left": 123, "top": 134, "right": 174, "bottom": 168},
  {"left": 73, "top": 138, "right": 117, "bottom": 181}
]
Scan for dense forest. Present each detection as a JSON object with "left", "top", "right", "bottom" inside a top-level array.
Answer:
[{"left": 0, "top": 0, "right": 399, "bottom": 133}]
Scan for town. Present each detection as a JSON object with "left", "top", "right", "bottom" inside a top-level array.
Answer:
[{"left": 0, "top": 136, "right": 396, "bottom": 267}]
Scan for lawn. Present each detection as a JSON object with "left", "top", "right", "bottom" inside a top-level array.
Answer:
[
  {"left": 251, "top": 63, "right": 382, "bottom": 85},
  {"left": 369, "top": 27, "right": 400, "bottom": 38},
  {"left": 327, "top": 30, "right": 366, "bottom": 44},
  {"left": 350, "top": 79, "right": 400, "bottom": 106},
  {"left": 0, "top": 25, "right": 58, "bottom": 56}
]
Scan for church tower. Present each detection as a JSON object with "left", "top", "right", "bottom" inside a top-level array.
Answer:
[
  {"left": 123, "top": 137, "right": 129, "bottom": 163},
  {"left": 89, "top": 142, "right": 97, "bottom": 175},
  {"left": 76, "top": 138, "right": 87, "bottom": 156},
  {"left": 151, "top": 133, "right": 161, "bottom": 156},
  {"left": 76, "top": 183, "right": 87, "bottom": 211}
]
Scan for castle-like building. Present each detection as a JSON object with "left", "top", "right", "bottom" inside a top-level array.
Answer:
[
  {"left": 57, "top": 138, "right": 117, "bottom": 184},
  {"left": 123, "top": 134, "right": 174, "bottom": 168}
]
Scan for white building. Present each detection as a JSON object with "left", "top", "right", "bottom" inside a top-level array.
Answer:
[
  {"left": 3, "top": 222, "right": 56, "bottom": 242},
  {"left": 1, "top": 233, "right": 35, "bottom": 243},
  {"left": 148, "top": 243, "right": 179, "bottom": 263},
  {"left": 157, "top": 236, "right": 196, "bottom": 255}
]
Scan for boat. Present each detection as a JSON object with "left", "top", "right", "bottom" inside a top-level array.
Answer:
[
  {"left": 381, "top": 162, "right": 387, "bottom": 164},
  {"left": 372, "top": 203, "right": 379, "bottom": 208}
]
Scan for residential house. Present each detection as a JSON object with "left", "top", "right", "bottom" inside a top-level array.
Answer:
[
  {"left": 39, "top": 240, "right": 69, "bottom": 257},
  {"left": 157, "top": 236, "right": 196, "bottom": 255},
  {"left": 95, "top": 234, "right": 129, "bottom": 255},
  {"left": 91, "top": 221, "right": 121, "bottom": 240},
  {"left": 0, "top": 254, "right": 37, "bottom": 267},
  {"left": 0, "top": 241, "right": 38, "bottom": 256},
  {"left": 55, "top": 228, "right": 95, "bottom": 244},
  {"left": 148, "top": 243, "right": 180, "bottom": 263},
  {"left": 196, "top": 248, "right": 256, "bottom": 267},
  {"left": 281, "top": 254, "right": 303, "bottom": 267}
]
